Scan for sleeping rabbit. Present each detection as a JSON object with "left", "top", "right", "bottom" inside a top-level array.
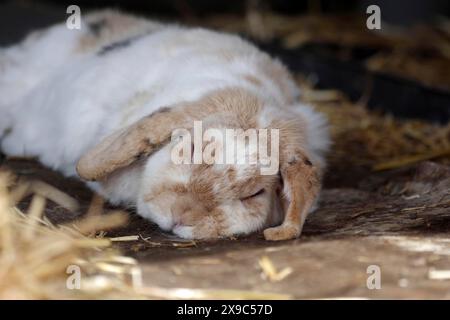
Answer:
[{"left": 0, "top": 10, "right": 329, "bottom": 240}]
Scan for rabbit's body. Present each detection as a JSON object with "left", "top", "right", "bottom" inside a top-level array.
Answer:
[
  {"left": 1, "top": 10, "right": 329, "bottom": 240},
  {"left": 1, "top": 11, "right": 297, "bottom": 177}
]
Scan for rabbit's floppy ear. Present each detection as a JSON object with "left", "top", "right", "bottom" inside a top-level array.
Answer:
[
  {"left": 77, "top": 88, "right": 261, "bottom": 181},
  {"left": 263, "top": 120, "right": 322, "bottom": 241},
  {"left": 77, "top": 106, "right": 174, "bottom": 181}
]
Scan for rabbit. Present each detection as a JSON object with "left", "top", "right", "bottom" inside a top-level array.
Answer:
[{"left": 0, "top": 10, "right": 330, "bottom": 241}]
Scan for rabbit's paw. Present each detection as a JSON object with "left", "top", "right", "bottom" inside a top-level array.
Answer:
[{"left": 263, "top": 223, "right": 300, "bottom": 241}]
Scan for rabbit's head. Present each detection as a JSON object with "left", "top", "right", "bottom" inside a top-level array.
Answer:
[
  {"left": 136, "top": 113, "right": 286, "bottom": 239},
  {"left": 77, "top": 88, "right": 329, "bottom": 240}
]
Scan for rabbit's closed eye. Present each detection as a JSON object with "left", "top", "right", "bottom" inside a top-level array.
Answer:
[{"left": 240, "top": 188, "right": 265, "bottom": 201}]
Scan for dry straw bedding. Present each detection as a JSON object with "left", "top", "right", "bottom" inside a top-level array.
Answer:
[{"left": 0, "top": 171, "right": 292, "bottom": 299}]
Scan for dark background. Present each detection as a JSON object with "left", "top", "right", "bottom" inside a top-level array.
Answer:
[
  {"left": 1, "top": 0, "right": 449, "bottom": 45},
  {"left": 1, "top": 0, "right": 449, "bottom": 122}
]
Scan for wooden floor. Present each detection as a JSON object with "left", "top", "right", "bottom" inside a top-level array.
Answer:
[{"left": 3, "top": 158, "right": 450, "bottom": 299}]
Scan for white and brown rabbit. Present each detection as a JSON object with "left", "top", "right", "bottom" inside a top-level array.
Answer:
[{"left": 0, "top": 10, "right": 329, "bottom": 240}]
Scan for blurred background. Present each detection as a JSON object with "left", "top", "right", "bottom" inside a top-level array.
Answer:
[
  {"left": 1, "top": 0, "right": 449, "bottom": 123},
  {"left": 1, "top": 0, "right": 450, "bottom": 175}
]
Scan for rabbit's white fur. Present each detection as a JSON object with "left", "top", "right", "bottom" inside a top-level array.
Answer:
[{"left": 0, "top": 10, "right": 329, "bottom": 239}]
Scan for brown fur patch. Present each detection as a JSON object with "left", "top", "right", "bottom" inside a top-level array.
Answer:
[
  {"left": 144, "top": 183, "right": 187, "bottom": 202},
  {"left": 192, "top": 208, "right": 226, "bottom": 239}
]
